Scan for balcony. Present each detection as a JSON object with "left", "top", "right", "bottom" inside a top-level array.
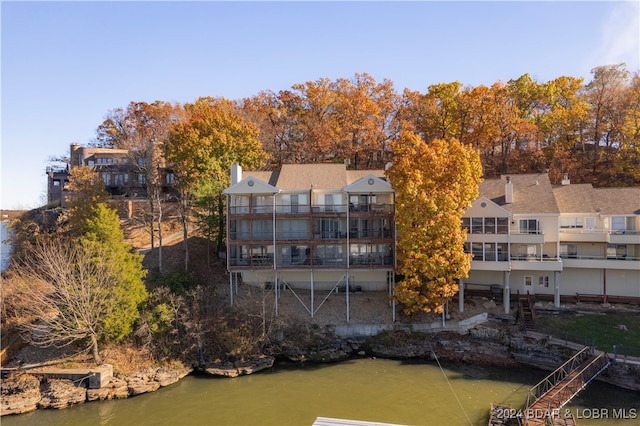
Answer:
[
  {"left": 470, "top": 260, "right": 511, "bottom": 271},
  {"left": 312, "top": 204, "right": 348, "bottom": 214},
  {"left": 229, "top": 254, "right": 274, "bottom": 268},
  {"left": 559, "top": 228, "right": 609, "bottom": 243},
  {"left": 609, "top": 230, "right": 640, "bottom": 244},
  {"left": 509, "top": 231, "right": 545, "bottom": 244},
  {"left": 275, "top": 204, "right": 311, "bottom": 214},
  {"left": 349, "top": 203, "right": 394, "bottom": 214},
  {"left": 510, "top": 256, "right": 563, "bottom": 272},
  {"left": 560, "top": 255, "right": 640, "bottom": 270},
  {"left": 349, "top": 254, "right": 394, "bottom": 267}
]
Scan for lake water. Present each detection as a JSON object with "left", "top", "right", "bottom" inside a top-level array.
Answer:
[
  {"left": 1, "top": 221, "right": 11, "bottom": 272},
  {"left": 3, "top": 358, "right": 638, "bottom": 426}
]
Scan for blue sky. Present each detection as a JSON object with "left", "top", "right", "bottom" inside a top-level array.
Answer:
[{"left": 2, "top": 1, "right": 639, "bottom": 210}]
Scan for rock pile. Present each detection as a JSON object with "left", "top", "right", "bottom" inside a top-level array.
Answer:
[{"left": 1, "top": 366, "right": 192, "bottom": 416}]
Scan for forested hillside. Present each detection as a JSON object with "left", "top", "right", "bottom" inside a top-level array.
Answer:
[{"left": 95, "top": 63, "right": 639, "bottom": 187}]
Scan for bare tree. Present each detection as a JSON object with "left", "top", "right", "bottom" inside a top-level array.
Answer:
[{"left": 9, "top": 238, "right": 127, "bottom": 363}]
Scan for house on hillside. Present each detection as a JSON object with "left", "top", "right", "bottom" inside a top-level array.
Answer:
[
  {"left": 46, "top": 144, "right": 176, "bottom": 209},
  {"left": 223, "top": 163, "right": 396, "bottom": 321}
]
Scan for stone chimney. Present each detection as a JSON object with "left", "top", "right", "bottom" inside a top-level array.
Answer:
[
  {"left": 505, "top": 176, "right": 513, "bottom": 204},
  {"left": 231, "top": 163, "right": 243, "bottom": 185},
  {"left": 561, "top": 173, "right": 570, "bottom": 186}
]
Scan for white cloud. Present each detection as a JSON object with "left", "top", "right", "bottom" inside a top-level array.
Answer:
[{"left": 589, "top": 1, "right": 640, "bottom": 74}]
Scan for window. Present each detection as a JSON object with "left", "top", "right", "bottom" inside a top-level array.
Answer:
[
  {"left": 102, "top": 173, "right": 110, "bottom": 185},
  {"left": 497, "top": 218, "right": 509, "bottom": 234},
  {"left": 559, "top": 244, "right": 577, "bottom": 258},
  {"left": 611, "top": 216, "right": 636, "bottom": 233},
  {"left": 607, "top": 244, "right": 627, "bottom": 260},
  {"left": 471, "top": 243, "right": 483, "bottom": 260},
  {"left": 278, "top": 245, "right": 309, "bottom": 265},
  {"left": 517, "top": 244, "right": 536, "bottom": 259},
  {"left": 497, "top": 243, "right": 509, "bottom": 261},
  {"left": 463, "top": 217, "right": 509, "bottom": 234},
  {"left": 538, "top": 276, "right": 550, "bottom": 288},
  {"left": 318, "top": 219, "right": 341, "bottom": 239},
  {"left": 372, "top": 218, "right": 391, "bottom": 238},
  {"left": 113, "top": 174, "right": 128, "bottom": 185},
  {"left": 232, "top": 195, "right": 250, "bottom": 214},
  {"left": 484, "top": 243, "right": 496, "bottom": 261},
  {"left": 519, "top": 219, "right": 539, "bottom": 234},
  {"left": 560, "top": 217, "right": 584, "bottom": 229},
  {"left": 524, "top": 276, "right": 532, "bottom": 287},
  {"left": 138, "top": 174, "right": 146, "bottom": 185},
  {"left": 484, "top": 217, "right": 496, "bottom": 234},
  {"left": 471, "top": 217, "right": 483, "bottom": 234},
  {"left": 277, "top": 219, "right": 308, "bottom": 240},
  {"left": 315, "top": 244, "right": 345, "bottom": 265},
  {"left": 53, "top": 180, "right": 60, "bottom": 186},
  {"left": 252, "top": 195, "right": 273, "bottom": 214},
  {"left": 166, "top": 173, "right": 175, "bottom": 185},
  {"left": 252, "top": 220, "right": 273, "bottom": 240}
]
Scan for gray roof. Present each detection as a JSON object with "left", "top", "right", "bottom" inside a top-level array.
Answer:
[
  {"left": 479, "top": 174, "right": 559, "bottom": 214},
  {"left": 553, "top": 184, "right": 598, "bottom": 213},
  {"left": 553, "top": 184, "right": 640, "bottom": 215},
  {"left": 592, "top": 187, "right": 640, "bottom": 215},
  {"left": 246, "top": 164, "right": 385, "bottom": 191}
]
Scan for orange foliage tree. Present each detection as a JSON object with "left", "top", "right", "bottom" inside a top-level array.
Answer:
[{"left": 387, "top": 132, "right": 483, "bottom": 314}]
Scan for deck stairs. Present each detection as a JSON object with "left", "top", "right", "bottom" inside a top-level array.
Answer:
[{"left": 518, "top": 293, "right": 536, "bottom": 332}]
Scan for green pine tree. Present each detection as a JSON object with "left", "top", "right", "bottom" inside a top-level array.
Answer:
[{"left": 81, "top": 203, "right": 148, "bottom": 342}]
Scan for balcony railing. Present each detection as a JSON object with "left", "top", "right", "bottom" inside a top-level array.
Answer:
[
  {"left": 349, "top": 203, "right": 394, "bottom": 214},
  {"left": 510, "top": 255, "right": 560, "bottom": 261},
  {"left": 229, "top": 203, "right": 395, "bottom": 215},
  {"left": 560, "top": 254, "right": 640, "bottom": 261},
  {"left": 349, "top": 254, "right": 394, "bottom": 266},
  {"left": 275, "top": 205, "right": 311, "bottom": 214}
]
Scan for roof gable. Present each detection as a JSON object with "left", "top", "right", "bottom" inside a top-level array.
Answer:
[
  {"left": 344, "top": 174, "right": 393, "bottom": 193},
  {"left": 465, "top": 196, "right": 512, "bottom": 217},
  {"left": 223, "top": 176, "right": 279, "bottom": 195}
]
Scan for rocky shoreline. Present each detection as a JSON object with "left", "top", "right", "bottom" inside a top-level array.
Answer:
[{"left": 2, "top": 320, "right": 639, "bottom": 417}]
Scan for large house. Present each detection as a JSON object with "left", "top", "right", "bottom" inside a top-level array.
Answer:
[
  {"left": 225, "top": 164, "right": 640, "bottom": 320},
  {"left": 223, "top": 163, "right": 396, "bottom": 320},
  {"left": 461, "top": 173, "right": 640, "bottom": 314},
  {"left": 47, "top": 144, "right": 175, "bottom": 208}
]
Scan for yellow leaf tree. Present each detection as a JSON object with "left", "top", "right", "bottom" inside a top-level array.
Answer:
[{"left": 387, "top": 131, "right": 483, "bottom": 314}]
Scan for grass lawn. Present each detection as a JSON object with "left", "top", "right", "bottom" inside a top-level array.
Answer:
[{"left": 535, "top": 311, "right": 640, "bottom": 357}]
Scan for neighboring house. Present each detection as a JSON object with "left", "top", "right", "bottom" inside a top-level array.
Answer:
[
  {"left": 553, "top": 176, "right": 640, "bottom": 300},
  {"left": 461, "top": 174, "right": 640, "bottom": 314},
  {"left": 223, "top": 163, "right": 396, "bottom": 320},
  {"left": 46, "top": 144, "right": 175, "bottom": 208}
]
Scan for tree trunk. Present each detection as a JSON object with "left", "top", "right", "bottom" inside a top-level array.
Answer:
[
  {"left": 181, "top": 194, "right": 190, "bottom": 271},
  {"left": 216, "top": 193, "right": 225, "bottom": 257},
  {"left": 91, "top": 334, "right": 101, "bottom": 364},
  {"left": 156, "top": 195, "right": 163, "bottom": 273}
]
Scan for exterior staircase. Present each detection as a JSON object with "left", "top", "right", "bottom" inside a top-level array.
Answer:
[{"left": 518, "top": 292, "right": 536, "bottom": 332}]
